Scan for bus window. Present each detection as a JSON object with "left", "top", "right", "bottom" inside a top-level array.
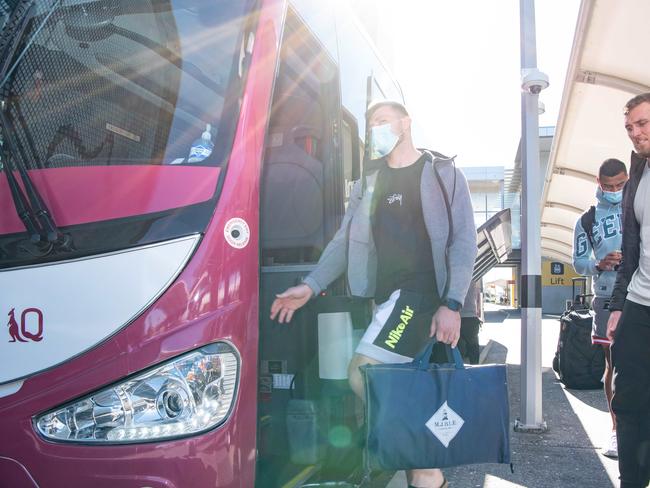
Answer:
[
  {"left": 336, "top": 11, "right": 403, "bottom": 145},
  {"left": 372, "top": 59, "right": 403, "bottom": 102},
  {"left": 260, "top": 10, "right": 340, "bottom": 265},
  {"left": 0, "top": 1, "right": 252, "bottom": 269},
  {"left": 372, "top": 76, "right": 387, "bottom": 99},
  {"left": 336, "top": 18, "right": 374, "bottom": 146},
  {"left": 340, "top": 109, "right": 361, "bottom": 207}
]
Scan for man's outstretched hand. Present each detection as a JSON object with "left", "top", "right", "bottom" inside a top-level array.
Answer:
[{"left": 270, "top": 284, "right": 313, "bottom": 323}]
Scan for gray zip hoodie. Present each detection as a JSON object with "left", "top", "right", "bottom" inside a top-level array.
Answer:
[
  {"left": 303, "top": 153, "right": 478, "bottom": 305},
  {"left": 572, "top": 188, "right": 623, "bottom": 298}
]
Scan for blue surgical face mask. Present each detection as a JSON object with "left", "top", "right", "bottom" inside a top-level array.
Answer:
[
  {"left": 602, "top": 189, "right": 623, "bottom": 204},
  {"left": 369, "top": 123, "right": 400, "bottom": 159}
]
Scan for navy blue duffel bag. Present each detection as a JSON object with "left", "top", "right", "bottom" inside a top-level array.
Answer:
[{"left": 360, "top": 339, "right": 510, "bottom": 470}]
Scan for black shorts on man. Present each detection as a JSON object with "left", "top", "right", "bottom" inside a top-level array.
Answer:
[{"left": 356, "top": 289, "right": 442, "bottom": 363}]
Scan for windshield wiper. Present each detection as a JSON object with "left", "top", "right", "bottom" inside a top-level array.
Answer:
[
  {"left": 0, "top": 104, "right": 60, "bottom": 242},
  {"left": 0, "top": 132, "right": 41, "bottom": 242},
  {"left": 0, "top": 0, "right": 69, "bottom": 247}
]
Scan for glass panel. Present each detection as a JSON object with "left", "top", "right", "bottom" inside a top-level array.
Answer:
[
  {"left": 0, "top": 0, "right": 248, "bottom": 170},
  {"left": 0, "top": 0, "right": 252, "bottom": 268}
]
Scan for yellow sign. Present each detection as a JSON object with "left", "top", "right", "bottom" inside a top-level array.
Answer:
[{"left": 542, "top": 260, "right": 580, "bottom": 286}]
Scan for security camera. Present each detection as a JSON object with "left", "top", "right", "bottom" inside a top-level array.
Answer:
[{"left": 521, "top": 68, "right": 549, "bottom": 94}]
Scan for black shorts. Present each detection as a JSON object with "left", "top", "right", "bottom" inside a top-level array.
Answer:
[{"left": 356, "top": 289, "right": 441, "bottom": 363}]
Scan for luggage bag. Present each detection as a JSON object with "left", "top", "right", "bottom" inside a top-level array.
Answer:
[{"left": 552, "top": 278, "right": 605, "bottom": 390}]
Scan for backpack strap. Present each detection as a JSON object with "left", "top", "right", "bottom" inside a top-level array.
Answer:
[{"left": 580, "top": 205, "right": 596, "bottom": 248}]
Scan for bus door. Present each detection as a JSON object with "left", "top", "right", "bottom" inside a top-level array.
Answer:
[{"left": 257, "top": 7, "right": 367, "bottom": 487}]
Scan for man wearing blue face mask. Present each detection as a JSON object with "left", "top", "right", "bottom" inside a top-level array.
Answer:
[
  {"left": 271, "top": 100, "right": 477, "bottom": 488},
  {"left": 572, "top": 157, "right": 628, "bottom": 458}
]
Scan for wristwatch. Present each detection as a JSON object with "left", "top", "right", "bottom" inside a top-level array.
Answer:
[{"left": 442, "top": 298, "right": 462, "bottom": 312}]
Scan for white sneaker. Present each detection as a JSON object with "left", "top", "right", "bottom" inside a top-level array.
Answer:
[{"left": 602, "top": 431, "right": 618, "bottom": 458}]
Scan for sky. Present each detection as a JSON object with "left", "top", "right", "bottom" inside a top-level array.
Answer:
[{"left": 376, "top": 0, "right": 581, "bottom": 167}]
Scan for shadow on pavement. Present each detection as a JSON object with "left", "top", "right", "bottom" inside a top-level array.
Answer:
[{"left": 561, "top": 384, "right": 610, "bottom": 415}]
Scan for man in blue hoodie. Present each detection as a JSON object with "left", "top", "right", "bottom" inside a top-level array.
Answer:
[
  {"left": 271, "top": 100, "right": 477, "bottom": 488},
  {"left": 572, "top": 158, "right": 628, "bottom": 458}
]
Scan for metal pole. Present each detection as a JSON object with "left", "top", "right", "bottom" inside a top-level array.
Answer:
[{"left": 516, "top": 0, "right": 548, "bottom": 433}]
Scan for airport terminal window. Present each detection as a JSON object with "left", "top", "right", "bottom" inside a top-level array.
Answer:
[{"left": 472, "top": 188, "right": 505, "bottom": 226}]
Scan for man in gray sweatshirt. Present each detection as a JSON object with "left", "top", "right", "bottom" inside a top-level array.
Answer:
[
  {"left": 572, "top": 158, "right": 627, "bottom": 458},
  {"left": 271, "top": 100, "right": 477, "bottom": 488}
]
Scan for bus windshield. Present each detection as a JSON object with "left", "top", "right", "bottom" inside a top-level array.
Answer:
[{"left": 0, "top": 0, "right": 252, "bottom": 269}]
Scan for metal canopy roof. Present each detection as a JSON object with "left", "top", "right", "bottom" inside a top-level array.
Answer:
[{"left": 541, "top": 0, "right": 650, "bottom": 264}]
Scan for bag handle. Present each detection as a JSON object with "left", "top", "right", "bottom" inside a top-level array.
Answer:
[{"left": 414, "top": 338, "right": 464, "bottom": 370}]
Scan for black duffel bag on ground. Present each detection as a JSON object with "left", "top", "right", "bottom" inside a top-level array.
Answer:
[{"left": 552, "top": 305, "right": 605, "bottom": 390}]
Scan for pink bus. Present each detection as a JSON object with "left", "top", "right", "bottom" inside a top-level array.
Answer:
[{"left": 0, "top": 0, "right": 404, "bottom": 486}]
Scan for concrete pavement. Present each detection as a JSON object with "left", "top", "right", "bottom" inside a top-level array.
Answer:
[{"left": 386, "top": 304, "right": 620, "bottom": 488}]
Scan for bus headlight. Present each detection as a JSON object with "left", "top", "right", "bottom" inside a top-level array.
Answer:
[{"left": 35, "top": 342, "right": 239, "bottom": 443}]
